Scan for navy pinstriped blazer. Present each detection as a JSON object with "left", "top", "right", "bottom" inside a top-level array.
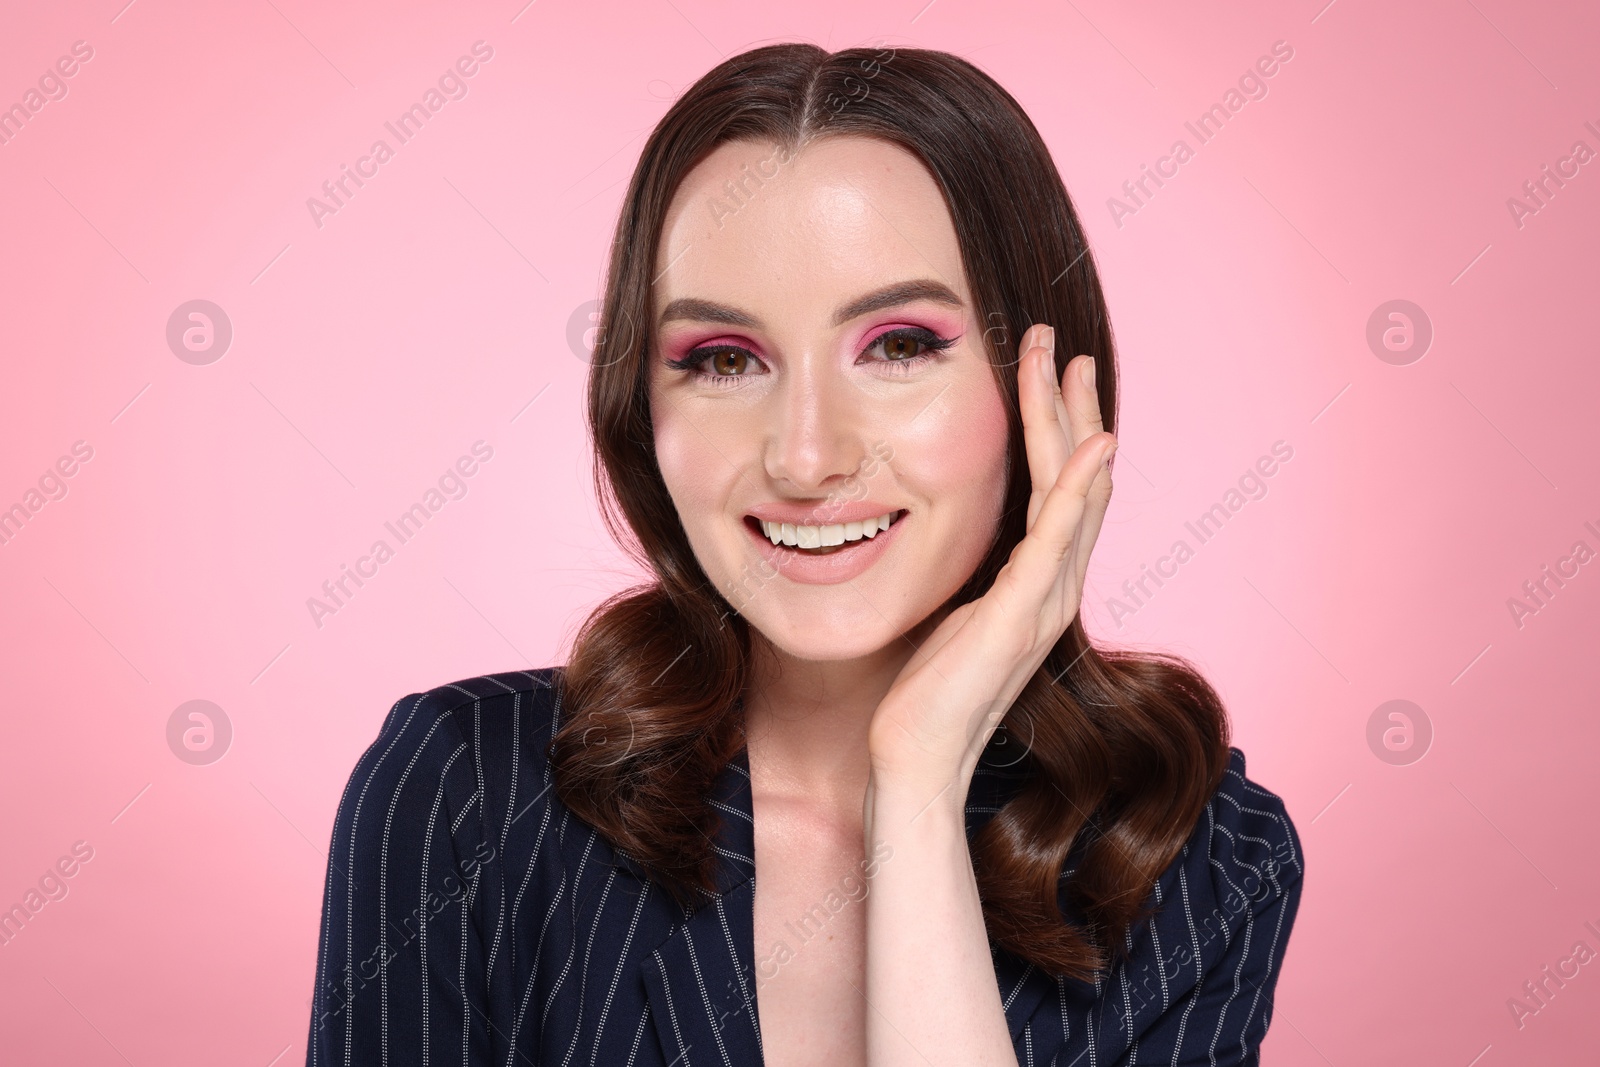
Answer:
[{"left": 306, "top": 667, "right": 1304, "bottom": 1066}]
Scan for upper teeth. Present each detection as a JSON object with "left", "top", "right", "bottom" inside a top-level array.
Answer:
[{"left": 760, "top": 511, "right": 898, "bottom": 548}]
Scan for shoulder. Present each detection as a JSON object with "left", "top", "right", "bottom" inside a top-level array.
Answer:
[
  {"left": 328, "top": 667, "right": 567, "bottom": 854},
  {"left": 353, "top": 667, "right": 564, "bottom": 779},
  {"left": 1144, "top": 745, "right": 1304, "bottom": 980},
  {"left": 309, "top": 668, "right": 573, "bottom": 1058},
  {"left": 373, "top": 666, "right": 565, "bottom": 751},
  {"left": 1195, "top": 746, "right": 1304, "bottom": 899},
  {"left": 1068, "top": 750, "right": 1305, "bottom": 1060}
]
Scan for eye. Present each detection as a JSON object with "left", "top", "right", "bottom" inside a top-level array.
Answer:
[
  {"left": 664, "top": 326, "right": 957, "bottom": 386},
  {"left": 665, "top": 344, "right": 766, "bottom": 385},
  {"left": 881, "top": 334, "right": 923, "bottom": 359},
  {"left": 700, "top": 348, "right": 758, "bottom": 376},
  {"left": 862, "top": 326, "right": 957, "bottom": 371}
]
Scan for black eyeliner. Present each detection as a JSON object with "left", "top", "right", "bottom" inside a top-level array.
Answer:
[
  {"left": 664, "top": 344, "right": 754, "bottom": 371},
  {"left": 665, "top": 326, "right": 958, "bottom": 374},
  {"left": 869, "top": 325, "right": 957, "bottom": 354}
]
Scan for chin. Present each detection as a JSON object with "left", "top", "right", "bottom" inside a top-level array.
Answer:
[
  {"left": 752, "top": 620, "right": 885, "bottom": 662},
  {"left": 736, "top": 587, "right": 940, "bottom": 665}
]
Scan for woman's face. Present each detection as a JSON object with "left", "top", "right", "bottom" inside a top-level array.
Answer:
[{"left": 648, "top": 134, "right": 1012, "bottom": 663}]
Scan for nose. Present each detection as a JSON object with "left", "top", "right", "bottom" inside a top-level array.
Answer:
[{"left": 762, "top": 352, "right": 874, "bottom": 493}]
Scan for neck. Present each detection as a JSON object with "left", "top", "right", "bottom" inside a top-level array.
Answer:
[{"left": 740, "top": 614, "right": 941, "bottom": 808}]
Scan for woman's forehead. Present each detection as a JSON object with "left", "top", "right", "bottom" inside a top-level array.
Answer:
[{"left": 652, "top": 135, "right": 970, "bottom": 322}]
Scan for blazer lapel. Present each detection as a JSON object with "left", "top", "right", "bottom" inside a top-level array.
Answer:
[
  {"left": 641, "top": 747, "right": 763, "bottom": 1066},
  {"left": 640, "top": 731, "right": 1065, "bottom": 1063}
]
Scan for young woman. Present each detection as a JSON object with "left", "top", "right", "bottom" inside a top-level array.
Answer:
[{"left": 307, "top": 42, "right": 1304, "bottom": 1067}]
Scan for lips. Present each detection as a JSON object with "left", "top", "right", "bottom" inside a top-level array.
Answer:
[{"left": 739, "top": 508, "right": 907, "bottom": 585}]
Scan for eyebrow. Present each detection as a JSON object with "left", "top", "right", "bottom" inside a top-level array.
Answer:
[{"left": 656, "top": 278, "right": 964, "bottom": 330}]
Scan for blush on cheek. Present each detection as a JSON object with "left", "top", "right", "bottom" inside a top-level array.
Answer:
[
  {"left": 652, "top": 421, "right": 711, "bottom": 513},
  {"left": 892, "top": 374, "right": 1012, "bottom": 584},
  {"left": 650, "top": 403, "right": 745, "bottom": 582},
  {"left": 951, "top": 393, "right": 1010, "bottom": 469},
  {"left": 954, "top": 399, "right": 1011, "bottom": 535},
  {"left": 903, "top": 376, "right": 1010, "bottom": 488}
]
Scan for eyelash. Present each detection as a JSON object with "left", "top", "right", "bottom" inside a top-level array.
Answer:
[{"left": 665, "top": 327, "right": 957, "bottom": 386}]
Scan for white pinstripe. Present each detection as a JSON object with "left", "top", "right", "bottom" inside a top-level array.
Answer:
[
  {"left": 712, "top": 895, "right": 759, "bottom": 1054},
  {"left": 1169, "top": 859, "right": 1204, "bottom": 1067},
  {"left": 540, "top": 832, "right": 594, "bottom": 1031},
  {"left": 486, "top": 692, "right": 522, "bottom": 995},
  {"left": 338, "top": 693, "right": 427, "bottom": 1067},
  {"left": 625, "top": 1003, "right": 652, "bottom": 1067},
  {"left": 506, "top": 872, "right": 564, "bottom": 1067},
  {"left": 654, "top": 958, "right": 691, "bottom": 1065},
  {"left": 558, "top": 864, "right": 617, "bottom": 1067},
  {"left": 420, "top": 741, "right": 469, "bottom": 1066},
  {"left": 379, "top": 711, "right": 452, "bottom": 1067},
  {"left": 590, "top": 883, "right": 653, "bottom": 1067},
  {"left": 306, "top": 673, "right": 1301, "bottom": 1066}
]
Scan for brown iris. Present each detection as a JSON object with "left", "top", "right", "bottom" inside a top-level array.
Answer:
[
  {"left": 880, "top": 333, "right": 926, "bottom": 360},
  {"left": 710, "top": 349, "right": 750, "bottom": 375}
]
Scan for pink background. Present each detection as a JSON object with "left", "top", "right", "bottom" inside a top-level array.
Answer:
[{"left": 2, "top": 0, "right": 1597, "bottom": 1062}]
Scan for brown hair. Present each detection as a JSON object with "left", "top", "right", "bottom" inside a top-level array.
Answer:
[{"left": 550, "top": 41, "right": 1230, "bottom": 981}]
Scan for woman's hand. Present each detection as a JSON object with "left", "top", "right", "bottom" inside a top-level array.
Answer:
[
  {"left": 866, "top": 323, "right": 1116, "bottom": 789},
  {"left": 860, "top": 323, "right": 1115, "bottom": 1066}
]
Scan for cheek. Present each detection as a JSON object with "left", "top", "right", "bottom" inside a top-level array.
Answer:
[
  {"left": 651, "top": 403, "right": 709, "bottom": 514},
  {"left": 889, "top": 374, "right": 1010, "bottom": 594},
  {"left": 650, "top": 394, "right": 741, "bottom": 556},
  {"left": 897, "top": 377, "right": 1011, "bottom": 514}
]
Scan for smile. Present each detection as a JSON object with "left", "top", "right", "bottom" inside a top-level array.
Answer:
[
  {"left": 739, "top": 507, "right": 908, "bottom": 585},
  {"left": 754, "top": 509, "right": 904, "bottom": 553}
]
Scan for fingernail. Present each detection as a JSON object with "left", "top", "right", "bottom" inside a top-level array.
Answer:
[
  {"left": 1102, "top": 441, "right": 1116, "bottom": 467},
  {"left": 1043, "top": 325, "right": 1055, "bottom": 355},
  {"left": 1080, "top": 357, "right": 1096, "bottom": 390}
]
